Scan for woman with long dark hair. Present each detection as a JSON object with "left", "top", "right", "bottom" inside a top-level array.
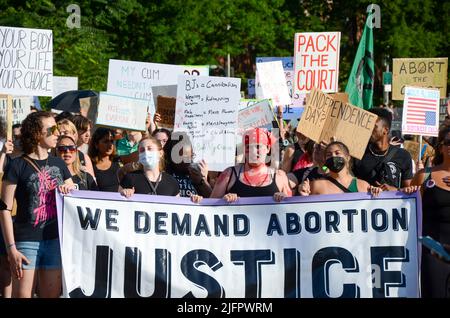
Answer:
[
  {"left": 88, "top": 128, "right": 121, "bottom": 192},
  {"left": 0, "top": 111, "right": 75, "bottom": 298},
  {"left": 412, "top": 124, "right": 450, "bottom": 298}
]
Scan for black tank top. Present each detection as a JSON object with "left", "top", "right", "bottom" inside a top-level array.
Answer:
[{"left": 227, "top": 165, "right": 280, "bottom": 197}]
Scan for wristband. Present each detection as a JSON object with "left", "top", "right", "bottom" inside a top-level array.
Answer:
[{"left": 6, "top": 242, "right": 15, "bottom": 249}]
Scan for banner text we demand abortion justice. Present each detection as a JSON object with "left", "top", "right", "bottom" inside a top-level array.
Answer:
[{"left": 58, "top": 191, "right": 420, "bottom": 298}]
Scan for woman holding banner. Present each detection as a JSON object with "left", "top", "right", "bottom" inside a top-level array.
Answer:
[
  {"left": 56, "top": 119, "right": 95, "bottom": 179},
  {"left": 88, "top": 128, "right": 121, "bottom": 192},
  {"left": 0, "top": 111, "right": 75, "bottom": 298},
  {"left": 210, "top": 128, "right": 291, "bottom": 202},
  {"left": 56, "top": 135, "right": 98, "bottom": 191},
  {"left": 119, "top": 137, "right": 179, "bottom": 197},
  {"left": 297, "top": 141, "right": 381, "bottom": 196},
  {"left": 412, "top": 124, "right": 450, "bottom": 298}
]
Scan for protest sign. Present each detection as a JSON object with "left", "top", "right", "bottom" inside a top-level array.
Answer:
[
  {"left": 79, "top": 96, "right": 98, "bottom": 124},
  {"left": 392, "top": 58, "right": 448, "bottom": 100},
  {"left": 238, "top": 99, "right": 274, "bottom": 132},
  {"left": 247, "top": 79, "right": 255, "bottom": 98},
  {"left": 96, "top": 92, "right": 150, "bottom": 131},
  {"left": 174, "top": 75, "right": 241, "bottom": 171},
  {"left": 53, "top": 76, "right": 78, "bottom": 97},
  {"left": 107, "top": 59, "right": 208, "bottom": 114},
  {"left": 156, "top": 95, "right": 176, "bottom": 129},
  {"left": 284, "top": 70, "right": 306, "bottom": 120},
  {"left": 58, "top": 191, "right": 420, "bottom": 298},
  {"left": 0, "top": 26, "right": 53, "bottom": 96},
  {"left": 256, "top": 61, "right": 291, "bottom": 107},
  {"left": 0, "top": 95, "right": 32, "bottom": 124},
  {"left": 256, "top": 56, "right": 293, "bottom": 70},
  {"left": 297, "top": 88, "right": 377, "bottom": 159},
  {"left": 401, "top": 86, "right": 440, "bottom": 137},
  {"left": 294, "top": 32, "right": 340, "bottom": 95}
]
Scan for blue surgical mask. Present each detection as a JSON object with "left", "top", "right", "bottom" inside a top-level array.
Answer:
[{"left": 139, "top": 151, "right": 160, "bottom": 170}]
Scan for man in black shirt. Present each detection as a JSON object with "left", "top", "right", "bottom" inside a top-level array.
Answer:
[{"left": 353, "top": 108, "right": 413, "bottom": 190}]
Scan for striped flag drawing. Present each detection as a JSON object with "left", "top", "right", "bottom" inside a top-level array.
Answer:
[{"left": 406, "top": 96, "right": 437, "bottom": 125}]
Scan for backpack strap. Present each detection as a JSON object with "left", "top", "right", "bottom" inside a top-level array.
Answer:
[
  {"left": 325, "top": 176, "right": 351, "bottom": 193},
  {"left": 22, "top": 155, "right": 43, "bottom": 174}
]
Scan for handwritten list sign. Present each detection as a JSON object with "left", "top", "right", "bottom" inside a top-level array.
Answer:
[
  {"left": 96, "top": 92, "right": 150, "bottom": 131},
  {"left": 0, "top": 26, "right": 53, "bottom": 96},
  {"left": 174, "top": 75, "right": 241, "bottom": 171}
]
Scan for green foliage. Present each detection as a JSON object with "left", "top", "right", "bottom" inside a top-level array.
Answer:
[{"left": 0, "top": 0, "right": 448, "bottom": 106}]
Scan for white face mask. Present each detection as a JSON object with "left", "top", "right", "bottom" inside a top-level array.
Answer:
[{"left": 139, "top": 151, "right": 159, "bottom": 170}]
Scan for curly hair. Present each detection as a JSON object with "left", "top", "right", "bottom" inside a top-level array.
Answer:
[
  {"left": 433, "top": 124, "right": 450, "bottom": 166},
  {"left": 21, "top": 111, "right": 54, "bottom": 155}
]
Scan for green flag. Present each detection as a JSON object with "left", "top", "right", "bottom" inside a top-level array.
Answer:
[{"left": 345, "top": 13, "right": 374, "bottom": 110}]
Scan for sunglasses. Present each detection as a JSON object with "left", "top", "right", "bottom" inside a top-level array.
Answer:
[
  {"left": 46, "top": 125, "right": 59, "bottom": 136},
  {"left": 57, "top": 145, "right": 77, "bottom": 153}
]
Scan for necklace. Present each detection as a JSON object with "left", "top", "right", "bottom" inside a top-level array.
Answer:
[
  {"left": 243, "top": 166, "right": 270, "bottom": 187},
  {"left": 145, "top": 172, "right": 162, "bottom": 195},
  {"left": 369, "top": 144, "right": 389, "bottom": 157}
]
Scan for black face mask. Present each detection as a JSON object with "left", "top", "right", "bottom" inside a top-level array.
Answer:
[{"left": 325, "top": 156, "right": 346, "bottom": 173}]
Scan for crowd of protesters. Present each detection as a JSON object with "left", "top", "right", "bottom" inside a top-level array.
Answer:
[{"left": 0, "top": 104, "right": 449, "bottom": 298}]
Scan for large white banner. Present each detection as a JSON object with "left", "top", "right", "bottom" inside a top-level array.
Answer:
[
  {"left": 0, "top": 26, "right": 53, "bottom": 96},
  {"left": 58, "top": 191, "right": 420, "bottom": 298},
  {"left": 174, "top": 75, "right": 241, "bottom": 172}
]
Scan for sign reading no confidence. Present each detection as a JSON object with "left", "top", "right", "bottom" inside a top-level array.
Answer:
[
  {"left": 57, "top": 191, "right": 420, "bottom": 298},
  {"left": 392, "top": 58, "right": 448, "bottom": 100},
  {"left": 0, "top": 26, "right": 53, "bottom": 96},
  {"left": 294, "top": 32, "right": 340, "bottom": 94}
]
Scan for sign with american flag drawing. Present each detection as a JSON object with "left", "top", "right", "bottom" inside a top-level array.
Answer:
[{"left": 401, "top": 86, "right": 440, "bottom": 137}]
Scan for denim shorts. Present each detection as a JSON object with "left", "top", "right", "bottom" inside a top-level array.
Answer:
[{"left": 15, "top": 239, "right": 62, "bottom": 270}]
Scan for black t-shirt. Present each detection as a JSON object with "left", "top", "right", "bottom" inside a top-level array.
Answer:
[
  {"left": 93, "top": 161, "right": 121, "bottom": 192},
  {"left": 172, "top": 173, "right": 198, "bottom": 198},
  {"left": 120, "top": 171, "right": 180, "bottom": 196},
  {"left": 72, "top": 172, "right": 98, "bottom": 191},
  {"left": 293, "top": 166, "right": 325, "bottom": 184},
  {"left": 3, "top": 155, "right": 71, "bottom": 241},
  {"left": 353, "top": 145, "right": 413, "bottom": 188}
]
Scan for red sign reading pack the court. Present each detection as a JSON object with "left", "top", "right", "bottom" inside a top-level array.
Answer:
[{"left": 294, "top": 32, "right": 340, "bottom": 94}]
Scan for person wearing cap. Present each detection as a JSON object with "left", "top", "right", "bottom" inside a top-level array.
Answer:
[{"left": 210, "top": 128, "right": 291, "bottom": 202}]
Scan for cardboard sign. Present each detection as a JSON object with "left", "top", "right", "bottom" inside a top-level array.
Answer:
[
  {"left": 79, "top": 96, "right": 98, "bottom": 124},
  {"left": 401, "top": 86, "right": 440, "bottom": 137},
  {"left": 156, "top": 95, "right": 176, "bottom": 129},
  {"left": 174, "top": 75, "right": 241, "bottom": 171},
  {"left": 297, "top": 88, "right": 377, "bottom": 159},
  {"left": 294, "top": 32, "right": 341, "bottom": 94},
  {"left": 392, "top": 58, "right": 448, "bottom": 100},
  {"left": 0, "top": 95, "right": 32, "bottom": 124},
  {"left": 0, "top": 26, "right": 53, "bottom": 96},
  {"left": 107, "top": 59, "right": 208, "bottom": 113},
  {"left": 256, "top": 61, "right": 291, "bottom": 106},
  {"left": 96, "top": 92, "right": 150, "bottom": 131},
  {"left": 329, "top": 92, "right": 349, "bottom": 103},
  {"left": 53, "top": 76, "right": 78, "bottom": 98}
]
